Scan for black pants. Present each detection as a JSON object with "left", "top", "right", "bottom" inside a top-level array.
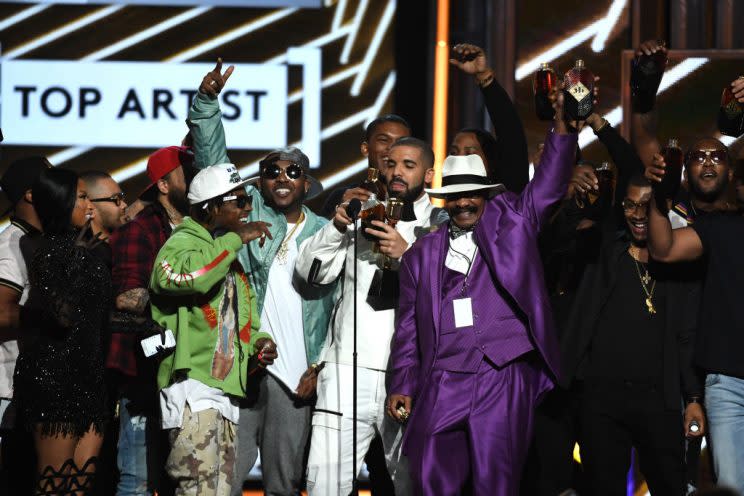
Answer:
[
  {"left": 521, "top": 387, "right": 583, "bottom": 496},
  {"left": 579, "top": 380, "right": 685, "bottom": 496}
]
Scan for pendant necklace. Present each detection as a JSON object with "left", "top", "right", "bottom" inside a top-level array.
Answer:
[
  {"left": 629, "top": 246, "right": 656, "bottom": 315},
  {"left": 276, "top": 211, "right": 305, "bottom": 265}
]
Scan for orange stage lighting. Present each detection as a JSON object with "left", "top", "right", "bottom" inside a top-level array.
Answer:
[{"left": 431, "top": 0, "right": 450, "bottom": 206}]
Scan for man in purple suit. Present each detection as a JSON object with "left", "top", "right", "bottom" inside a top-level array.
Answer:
[{"left": 387, "top": 96, "right": 578, "bottom": 495}]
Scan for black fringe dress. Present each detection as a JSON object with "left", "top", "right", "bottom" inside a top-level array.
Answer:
[{"left": 13, "top": 232, "right": 110, "bottom": 437}]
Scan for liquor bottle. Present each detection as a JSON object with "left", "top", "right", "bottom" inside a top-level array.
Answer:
[
  {"left": 660, "top": 138, "right": 683, "bottom": 200},
  {"left": 534, "top": 63, "right": 557, "bottom": 121},
  {"left": 359, "top": 193, "right": 385, "bottom": 242},
  {"left": 360, "top": 167, "right": 386, "bottom": 201},
  {"left": 563, "top": 59, "right": 595, "bottom": 121},
  {"left": 594, "top": 161, "right": 615, "bottom": 203},
  {"left": 718, "top": 79, "right": 744, "bottom": 137},
  {"left": 631, "top": 41, "right": 668, "bottom": 113}
]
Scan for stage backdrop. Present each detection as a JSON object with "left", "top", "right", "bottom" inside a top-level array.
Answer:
[{"left": 0, "top": 0, "right": 397, "bottom": 219}]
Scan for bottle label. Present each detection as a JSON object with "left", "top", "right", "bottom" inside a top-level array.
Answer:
[{"left": 568, "top": 82, "right": 590, "bottom": 102}]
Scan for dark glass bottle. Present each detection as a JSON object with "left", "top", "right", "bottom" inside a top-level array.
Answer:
[
  {"left": 660, "top": 138, "right": 683, "bottom": 200},
  {"left": 630, "top": 41, "right": 668, "bottom": 113},
  {"left": 534, "top": 62, "right": 557, "bottom": 121},
  {"left": 360, "top": 167, "right": 386, "bottom": 201},
  {"left": 359, "top": 193, "right": 385, "bottom": 242},
  {"left": 718, "top": 80, "right": 744, "bottom": 137},
  {"left": 563, "top": 59, "right": 595, "bottom": 121}
]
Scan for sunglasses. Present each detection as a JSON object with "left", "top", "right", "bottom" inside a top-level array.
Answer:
[
  {"left": 222, "top": 194, "right": 253, "bottom": 209},
  {"left": 260, "top": 163, "right": 304, "bottom": 180},
  {"left": 685, "top": 149, "right": 728, "bottom": 165},
  {"left": 621, "top": 198, "right": 649, "bottom": 212},
  {"left": 91, "top": 192, "right": 126, "bottom": 207}
]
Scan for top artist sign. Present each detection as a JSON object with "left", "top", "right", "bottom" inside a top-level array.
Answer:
[{"left": 0, "top": 60, "right": 288, "bottom": 149}]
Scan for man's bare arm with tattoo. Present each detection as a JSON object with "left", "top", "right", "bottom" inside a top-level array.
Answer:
[{"left": 116, "top": 288, "right": 150, "bottom": 315}]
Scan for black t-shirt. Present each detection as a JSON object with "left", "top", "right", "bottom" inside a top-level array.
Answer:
[
  {"left": 586, "top": 251, "right": 666, "bottom": 382},
  {"left": 691, "top": 212, "right": 744, "bottom": 377}
]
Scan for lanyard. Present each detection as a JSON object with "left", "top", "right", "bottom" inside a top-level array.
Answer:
[{"left": 448, "top": 244, "right": 478, "bottom": 295}]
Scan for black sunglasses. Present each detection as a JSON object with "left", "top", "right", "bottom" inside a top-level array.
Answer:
[
  {"left": 261, "top": 163, "right": 304, "bottom": 180},
  {"left": 91, "top": 192, "right": 126, "bottom": 207},
  {"left": 222, "top": 194, "right": 253, "bottom": 209}
]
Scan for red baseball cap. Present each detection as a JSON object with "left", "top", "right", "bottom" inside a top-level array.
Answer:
[{"left": 144, "top": 146, "right": 194, "bottom": 192}]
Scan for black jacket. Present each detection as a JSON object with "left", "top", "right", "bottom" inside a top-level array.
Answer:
[{"left": 558, "top": 232, "right": 703, "bottom": 409}]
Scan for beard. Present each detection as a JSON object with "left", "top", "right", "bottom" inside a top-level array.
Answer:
[
  {"left": 688, "top": 173, "right": 729, "bottom": 203},
  {"left": 389, "top": 180, "right": 424, "bottom": 204},
  {"left": 168, "top": 187, "right": 190, "bottom": 216}
]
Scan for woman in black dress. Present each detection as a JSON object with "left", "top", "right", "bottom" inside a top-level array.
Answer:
[{"left": 14, "top": 167, "right": 110, "bottom": 495}]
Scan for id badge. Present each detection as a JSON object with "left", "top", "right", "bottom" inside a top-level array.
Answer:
[{"left": 453, "top": 297, "right": 473, "bottom": 328}]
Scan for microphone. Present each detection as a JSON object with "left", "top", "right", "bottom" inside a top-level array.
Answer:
[{"left": 346, "top": 198, "right": 362, "bottom": 219}]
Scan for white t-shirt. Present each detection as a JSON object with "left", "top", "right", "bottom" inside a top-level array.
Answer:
[
  {"left": 160, "top": 378, "right": 239, "bottom": 429},
  {"left": 0, "top": 220, "right": 33, "bottom": 429},
  {"left": 262, "top": 219, "right": 307, "bottom": 393},
  {"left": 0, "top": 221, "right": 32, "bottom": 398}
]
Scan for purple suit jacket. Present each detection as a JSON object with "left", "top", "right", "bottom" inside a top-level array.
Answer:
[{"left": 389, "top": 131, "right": 577, "bottom": 406}]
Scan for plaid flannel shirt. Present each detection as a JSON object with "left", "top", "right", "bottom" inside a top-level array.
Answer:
[{"left": 107, "top": 203, "right": 171, "bottom": 376}]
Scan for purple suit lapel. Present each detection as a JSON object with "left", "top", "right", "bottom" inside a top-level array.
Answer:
[{"left": 428, "top": 225, "right": 449, "bottom": 347}]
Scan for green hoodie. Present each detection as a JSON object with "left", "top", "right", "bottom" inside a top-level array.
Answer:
[{"left": 150, "top": 217, "right": 270, "bottom": 397}]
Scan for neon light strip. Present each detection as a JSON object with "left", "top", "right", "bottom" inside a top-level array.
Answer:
[
  {"left": 265, "top": 25, "right": 351, "bottom": 65},
  {"left": 166, "top": 8, "right": 298, "bottom": 62},
  {"left": 590, "top": 0, "right": 627, "bottom": 52},
  {"left": 350, "top": 0, "right": 394, "bottom": 96},
  {"left": 81, "top": 7, "right": 212, "bottom": 61},
  {"left": 0, "top": 4, "right": 51, "bottom": 33},
  {"left": 288, "top": 63, "right": 361, "bottom": 104},
  {"left": 3, "top": 5, "right": 125, "bottom": 59},
  {"left": 339, "top": 0, "right": 368, "bottom": 64},
  {"left": 331, "top": 0, "right": 347, "bottom": 32}
]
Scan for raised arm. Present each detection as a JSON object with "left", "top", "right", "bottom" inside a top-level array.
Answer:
[
  {"left": 187, "top": 58, "right": 234, "bottom": 169},
  {"left": 450, "top": 44, "right": 529, "bottom": 192},
  {"left": 630, "top": 40, "right": 666, "bottom": 169},
  {"left": 647, "top": 195, "right": 703, "bottom": 262},
  {"left": 513, "top": 91, "right": 578, "bottom": 229}
]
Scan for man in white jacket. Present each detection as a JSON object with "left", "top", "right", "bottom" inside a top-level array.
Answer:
[{"left": 295, "top": 137, "right": 448, "bottom": 495}]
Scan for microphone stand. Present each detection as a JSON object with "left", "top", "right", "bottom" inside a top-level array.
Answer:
[
  {"left": 352, "top": 212, "right": 359, "bottom": 496},
  {"left": 342, "top": 199, "right": 361, "bottom": 496}
]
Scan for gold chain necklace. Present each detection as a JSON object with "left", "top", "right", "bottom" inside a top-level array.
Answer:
[
  {"left": 628, "top": 246, "right": 656, "bottom": 314},
  {"left": 275, "top": 211, "right": 305, "bottom": 265}
]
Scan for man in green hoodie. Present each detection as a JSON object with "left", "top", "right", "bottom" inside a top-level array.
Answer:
[
  {"left": 150, "top": 163, "right": 277, "bottom": 496},
  {"left": 188, "top": 59, "right": 338, "bottom": 496}
]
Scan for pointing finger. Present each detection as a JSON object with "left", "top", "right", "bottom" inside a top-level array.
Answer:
[{"left": 223, "top": 65, "right": 235, "bottom": 83}]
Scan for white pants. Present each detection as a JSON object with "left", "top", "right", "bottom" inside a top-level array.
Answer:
[{"left": 306, "top": 363, "right": 410, "bottom": 496}]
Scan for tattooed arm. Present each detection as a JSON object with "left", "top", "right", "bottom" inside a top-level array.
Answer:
[{"left": 116, "top": 288, "right": 149, "bottom": 315}]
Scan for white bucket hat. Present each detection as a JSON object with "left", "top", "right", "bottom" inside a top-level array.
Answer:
[
  {"left": 187, "top": 163, "right": 258, "bottom": 205},
  {"left": 425, "top": 154, "right": 505, "bottom": 197}
]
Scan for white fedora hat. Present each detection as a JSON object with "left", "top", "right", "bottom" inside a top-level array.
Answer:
[
  {"left": 425, "top": 154, "right": 504, "bottom": 197},
  {"left": 187, "top": 163, "right": 258, "bottom": 204}
]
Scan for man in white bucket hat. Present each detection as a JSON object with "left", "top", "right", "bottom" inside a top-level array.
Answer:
[{"left": 388, "top": 94, "right": 579, "bottom": 494}]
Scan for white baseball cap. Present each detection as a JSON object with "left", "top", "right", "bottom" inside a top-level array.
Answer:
[
  {"left": 187, "top": 163, "right": 257, "bottom": 205},
  {"left": 425, "top": 154, "right": 504, "bottom": 197}
]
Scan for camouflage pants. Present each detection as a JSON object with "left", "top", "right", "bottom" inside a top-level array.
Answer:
[{"left": 166, "top": 405, "right": 237, "bottom": 496}]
